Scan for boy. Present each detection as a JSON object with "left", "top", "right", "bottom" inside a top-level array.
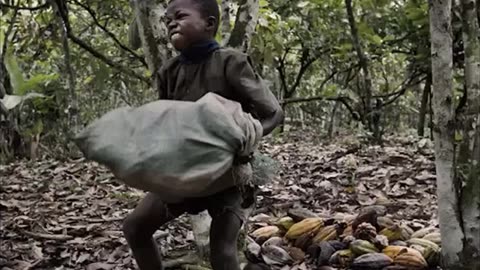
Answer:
[{"left": 122, "top": 0, "right": 284, "bottom": 269}]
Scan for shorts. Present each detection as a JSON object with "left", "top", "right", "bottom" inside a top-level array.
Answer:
[{"left": 164, "top": 186, "right": 257, "bottom": 224}]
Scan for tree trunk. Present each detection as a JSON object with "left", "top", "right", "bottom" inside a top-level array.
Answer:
[
  {"left": 417, "top": 73, "right": 432, "bottom": 137},
  {"left": 227, "top": 0, "right": 259, "bottom": 52},
  {"left": 328, "top": 101, "right": 339, "bottom": 139},
  {"left": 220, "top": 0, "right": 232, "bottom": 45},
  {"left": 430, "top": 0, "right": 480, "bottom": 268},
  {"left": 132, "top": 0, "right": 170, "bottom": 92},
  {"left": 458, "top": 0, "right": 480, "bottom": 265},
  {"left": 345, "top": 0, "right": 374, "bottom": 139}
]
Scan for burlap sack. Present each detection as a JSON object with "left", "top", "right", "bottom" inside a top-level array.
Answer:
[{"left": 74, "top": 93, "right": 263, "bottom": 202}]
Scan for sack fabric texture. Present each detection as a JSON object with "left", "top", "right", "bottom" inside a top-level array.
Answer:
[{"left": 74, "top": 93, "right": 268, "bottom": 203}]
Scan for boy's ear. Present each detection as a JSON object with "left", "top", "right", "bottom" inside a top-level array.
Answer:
[{"left": 205, "top": 16, "right": 217, "bottom": 32}]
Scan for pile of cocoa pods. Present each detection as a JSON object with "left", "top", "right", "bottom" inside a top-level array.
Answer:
[{"left": 245, "top": 208, "right": 441, "bottom": 270}]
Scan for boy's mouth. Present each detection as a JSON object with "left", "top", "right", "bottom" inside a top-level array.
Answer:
[{"left": 170, "top": 31, "right": 181, "bottom": 39}]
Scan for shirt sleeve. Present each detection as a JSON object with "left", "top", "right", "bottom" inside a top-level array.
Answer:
[
  {"left": 225, "top": 52, "right": 282, "bottom": 119},
  {"left": 156, "top": 65, "right": 168, "bottom": 100}
]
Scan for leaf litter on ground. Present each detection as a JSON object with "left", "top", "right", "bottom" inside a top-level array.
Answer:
[{"left": 0, "top": 130, "right": 438, "bottom": 269}]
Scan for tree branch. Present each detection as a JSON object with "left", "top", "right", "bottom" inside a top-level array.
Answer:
[
  {"left": 281, "top": 95, "right": 360, "bottom": 120},
  {"left": 67, "top": 33, "right": 148, "bottom": 83},
  {"left": 0, "top": 2, "right": 49, "bottom": 11},
  {"left": 72, "top": 0, "right": 147, "bottom": 67},
  {"left": 345, "top": 0, "right": 373, "bottom": 114},
  {"left": 1, "top": 1, "right": 19, "bottom": 62}
]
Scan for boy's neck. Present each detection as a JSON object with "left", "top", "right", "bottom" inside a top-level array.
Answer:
[{"left": 179, "top": 39, "right": 220, "bottom": 63}]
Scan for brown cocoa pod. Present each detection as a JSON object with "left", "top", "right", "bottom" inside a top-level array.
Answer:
[
  {"left": 294, "top": 232, "right": 313, "bottom": 250},
  {"left": 351, "top": 253, "right": 393, "bottom": 269},
  {"left": 382, "top": 265, "right": 409, "bottom": 270},
  {"left": 317, "top": 241, "right": 336, "bottom": 266},
  {"left": 287, "top": 208, "right": 319, "bottom": 222},
  {"left": 286, "top": 246, "right": 305, "bottom": 262},
  {"left": 352, "top": 208, "right": 379, "bottom": 231},
  {"left": 327, "top": 240, "right": 348, "bottom": 251}
]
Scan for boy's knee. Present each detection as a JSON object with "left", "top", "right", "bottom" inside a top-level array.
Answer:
[
  {"left": 122, "top": 215, "right": 141, "bottom": 240},
  {"left": 210, "top": 244, "right": 237, "bottom": 266},
  {"left": 122, "top": 214, "right": 158, "bottom": 241}
]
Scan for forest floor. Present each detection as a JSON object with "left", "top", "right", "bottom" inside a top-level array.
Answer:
[{"left": 0, "top": 129, "right": 439, "bottom": 270}]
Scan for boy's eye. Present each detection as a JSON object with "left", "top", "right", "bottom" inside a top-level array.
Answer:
[{"left": 176, "top": 13, "right": 187, "bottom": 19}]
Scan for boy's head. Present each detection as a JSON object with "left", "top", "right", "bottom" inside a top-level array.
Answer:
[{"left": 166, "top": 0, "right": 220, "bottom": 51}]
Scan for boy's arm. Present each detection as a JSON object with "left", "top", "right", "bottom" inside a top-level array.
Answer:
[
  {"left": 226, "top": 53, "right": 284, "bottom": 136},
  {"left": 155, "top": 66, "right": 168, "bottom": 100}
]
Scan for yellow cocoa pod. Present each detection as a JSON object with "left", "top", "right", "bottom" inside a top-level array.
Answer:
[
  {"left": 275, "top": 216, "right": 295, "bottom": 231},
  {"left": 313, "top": 225, "right": 337, "bottom": 243},
  {"left": 349, "top": 239, "right": 379, "bottom": 256},
  {"left": 341, "top": 225, "right": 353, "bottom": 237},
  {"left": 394, "top": 248, "right": 428, "bottom": 269},
  {"left": 285, "top": 217, "right": 324, "bottom": 240},
  {"left": 380, "top": 225, "right": 403, "bottom": 241},
  {"left": 382, "top": 246, "right": 409, "bottom": 259},
  {"left": 411, "top": 227, "right": 438, "bottom": 239},
  {"left": 251, "top": 226, "right": 280, "bottom": 242},
  {"left": 422, "top": 232, "right": 441, "bottom": 245}
]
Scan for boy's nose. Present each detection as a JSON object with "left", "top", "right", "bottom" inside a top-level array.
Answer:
[{"left": 168, "top": 20, "right": 178, "bottom": 31}]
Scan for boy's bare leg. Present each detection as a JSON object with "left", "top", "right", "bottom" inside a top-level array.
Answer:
[
  {"left": 122, "top": 193, "right": 176, "bottom": 270},
  {"left": 209, "top": 210, "right": 243, "bottom": 270}
]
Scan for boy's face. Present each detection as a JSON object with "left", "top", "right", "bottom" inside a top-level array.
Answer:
[{"left": 165, "top": 0, "right": 213, "bottom": 51}]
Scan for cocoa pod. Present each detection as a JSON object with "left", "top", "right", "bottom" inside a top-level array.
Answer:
[
  {"left": 261, "top": 245, "right": 293, "bottom": 266},
  {"left": 393, "top": 248, "right": 428, "bottom": 269},
  {"left": 329, "top": 249, "right": 354, "bottom": 268},
  {"left": 317, "top": 241, "right": 336, "bottom": 266},
  {"left": 351, "top": 253, "right": 393, "bottom": 269},
  {"left": 406, "top": 238, "right": 440, "bottom": 253},
  {"left": 352, "top": 208, "right": 379, "bottom": 231},
  {"left": 251, "top": 226, "right": 280, "bottom": 244},
  {"left": 422, "top": 232, "right": 441, "bottom": 245},
  {"left": 382, "top": 246, "right": 408, "bottom": 259},
  {"left": 274, "top": 216, "right": 295, "bottom": 231},
  {"left": 390, "top": 240, "right": 407, "bottom": 247},
  {"left": 286, "top": 246, "right": 305, "bottom": 262},
  {"left": 354, "top": 222, "right": 378, "bottom": 242},
  {"left": 410, "top": 227, "right": 438, "bottom": 239},
  {"left": 327, "top": 240, "right": 348, "bottom": 251},
  {"left": 313, "top": 225, "right": 337, "bottom": 243},
  {"left": 381, "top": 265, "right": 409, "bottom": 270},
  {"left": 399, "top": 224, "right": 414, "bottom": 240},
  {"left": 293, "top": 232, "right": 313, "bottom": 251},
  {"left": 373, "top": 234, "right": 389, "bottom": 250},
  {"left": 245, "top": 240, "right": 262, "bottom": 263},
  {"left": 377, "top": 216, "right": 395, "bottom": 230},
  {"left": 350, "top": 239, "right": 379, "bottom": 256},
  {"left": 379, "top": 225, "right": 403, "bottom": 241},
  {"left": 261, "top": 236, "right": 284, "bottom": 249},
  {"left": 285, "top": 217, "right": 324, "bottom": 240},
  {"left": 287, "top": 208, "right": 319, "bottom": 222}
]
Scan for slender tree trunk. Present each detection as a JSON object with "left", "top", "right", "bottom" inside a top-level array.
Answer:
[
  {"left": 328, "top": 101, "right": 339, "bottom": 139},
  {"left": 430, "top": 0, "right": 480, "bottom": 268},
  {"left": 458, "top": 0, "right": 480, "bottom": 265},
  {"left": 345, "top": 0, "right": 374, "bottom": 138},
  {"left": 418, "top": 73, "right": 432, "bottom": 137}
]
